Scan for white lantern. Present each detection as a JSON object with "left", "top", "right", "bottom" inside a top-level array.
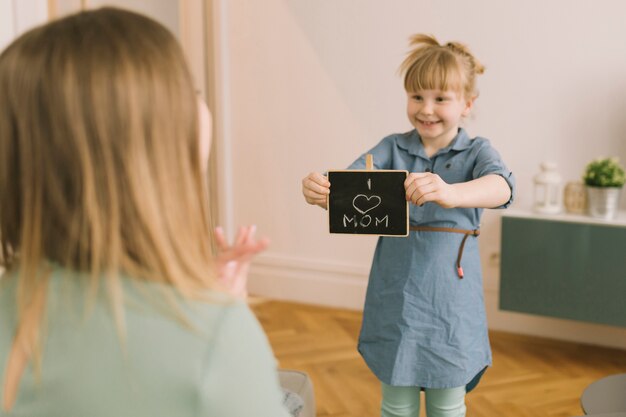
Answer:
[{"left": 533, "top": 162, "right": 562, "bottom": 214}]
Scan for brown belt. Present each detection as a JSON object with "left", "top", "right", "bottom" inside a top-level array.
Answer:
[{"left": 409, "top": 226, "right": 480, "bottom": 279}]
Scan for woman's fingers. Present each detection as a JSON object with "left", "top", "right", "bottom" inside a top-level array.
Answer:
[
  {"left": 234, "top": 225, "right": 248, "bottom": 246},
  {"left": 214, "top": 226, "right": 228, "bottom": 251},
  {"left": 244, "top": 225, "right": 256, "bottom": 245},
  {"left": 216, "top": 226, "right": 270, "bottom": 262},
  {"left": 214, "top": 225, "right": 270, "bottom": 298}
]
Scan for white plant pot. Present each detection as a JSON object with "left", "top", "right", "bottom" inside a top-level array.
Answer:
[{"left": 586, "top": 186, "right": 622, "bottom": 220}]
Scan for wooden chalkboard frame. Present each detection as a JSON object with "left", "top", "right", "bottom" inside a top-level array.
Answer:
[{"left": 327, "top": 169, "right": 409, "bottom": 237}]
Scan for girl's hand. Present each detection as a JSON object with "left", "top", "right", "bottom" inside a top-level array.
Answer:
[
  {"left": 302, "top": 172, "right": 330, "bottom": 209},
  {"left": 405, "top": 172, "right": 460, "bottom": 208},
  {"left": 214, "top": 225, "right": 270, "bottom": 299}
]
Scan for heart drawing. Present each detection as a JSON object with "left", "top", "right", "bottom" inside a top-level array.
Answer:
[{"left": 352, "top": 194, "right": 382, "bottom": 214}]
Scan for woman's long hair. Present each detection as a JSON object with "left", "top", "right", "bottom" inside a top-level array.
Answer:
[{"left": 0, "top": 7, "right": 216, "bottom": 375}]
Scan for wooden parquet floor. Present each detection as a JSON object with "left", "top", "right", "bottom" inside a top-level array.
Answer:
[{"left": 251, "top": 300, "right": 626, "bottom": 417}]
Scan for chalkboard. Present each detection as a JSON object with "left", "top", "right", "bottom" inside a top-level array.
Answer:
[{"left": 327, "top": 170, "right": 409, "bottom": 236}]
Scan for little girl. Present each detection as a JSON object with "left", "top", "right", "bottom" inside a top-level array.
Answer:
[
  {"left": 302, "top": 34, "right": 515, "bottom": 417},
  {"left": 0, "top": 8, "right": 289, "bottom": 416}
]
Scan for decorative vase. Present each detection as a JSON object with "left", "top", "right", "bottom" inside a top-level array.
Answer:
[
  {"left": 586, "top": 186, "right": 621, "bottom": 220},
  {"left": 533, "top": 162, "right": 562, "bottom": 214},
  {"left": 563, "top": 181, "right": 588, "bottom": 214}
]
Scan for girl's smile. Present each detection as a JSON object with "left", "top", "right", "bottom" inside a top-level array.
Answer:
[
  {"left": 406, "top": 89, "right": 473, "bottom": 149},
  {"left": 416, "top": 118, "right": 441, "bottom": 127}
]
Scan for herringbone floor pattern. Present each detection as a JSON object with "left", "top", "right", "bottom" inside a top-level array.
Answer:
[{"left": 251, "top": 300, "right": 626, "bottom": 417}]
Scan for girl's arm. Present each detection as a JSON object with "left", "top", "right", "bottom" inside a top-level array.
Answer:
[
  {"left": 405, "top": 173, "right": 511, "bottom": 209},
  {"left": 450, "top": 174, "right": 512, "bottom": 208}
]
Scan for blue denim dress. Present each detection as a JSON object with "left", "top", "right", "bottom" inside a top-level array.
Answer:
[{"left": 347, "top": 128, "right": 515, "bottom": 389}]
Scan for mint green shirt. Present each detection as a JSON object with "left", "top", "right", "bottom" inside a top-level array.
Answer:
[{"left": 0, "top": 270, "right": 290, "bottom": 417}]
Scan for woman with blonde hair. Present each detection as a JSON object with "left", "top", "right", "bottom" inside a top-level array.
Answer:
[{"left": 0, "top": 7, "right": 289, "bottom": 416}]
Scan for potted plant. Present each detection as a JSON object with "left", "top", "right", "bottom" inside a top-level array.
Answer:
[{"left": 582, "top": 157, "right": 625, "bottom": 219}]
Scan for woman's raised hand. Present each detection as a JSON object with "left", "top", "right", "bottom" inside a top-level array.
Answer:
[
  {"left": 214, "top": 225, "right": 270, "bottom": 299},
  {"left": 302, "top": 172, "right": 330, "bottom": 209}
]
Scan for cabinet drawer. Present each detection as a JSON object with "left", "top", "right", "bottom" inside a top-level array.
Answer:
[{"left": 500, "top": 215, "right": 626, "bottom": 327}]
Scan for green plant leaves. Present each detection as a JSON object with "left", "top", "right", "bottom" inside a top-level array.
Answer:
[{"left": 583, "top": 157, "right": 626, "bottom": 187}]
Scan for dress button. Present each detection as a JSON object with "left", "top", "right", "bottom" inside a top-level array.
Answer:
[
  {"left": 425, "top": 167, "right": 432, "bottom": 172},
  {"left": 445, "top": 163, "right": 452, "bottom": 169}
]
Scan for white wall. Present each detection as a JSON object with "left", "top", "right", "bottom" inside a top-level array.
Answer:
[
  {"left": 213, "top": 0, "right": 626, "bottom": 349},
  {"left": 0, "top": 0, "right": 15, "bottom": 51},
  {"left": 0, "top": 0, "right": 48, "bottom": 51},
  {"left": 88, "top": 0, "right": 179, "bottom": 37},
  {"left": 54, "top": 1, "right": 180, "bottom": 39}
]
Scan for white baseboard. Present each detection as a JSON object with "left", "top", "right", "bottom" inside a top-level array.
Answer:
[
  {"left": 248, "top": 253, "right": 368, "bottom": 310},
  {"left": 249, "top": 253, "right": 626, "bottom": 350}
]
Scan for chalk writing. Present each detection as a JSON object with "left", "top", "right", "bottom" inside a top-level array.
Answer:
[
  {"left": 352, "top": 194, "right": 381, "bottom": 214},
  {"left": 328, "top": 170, "right": 408, "bottom": 236}
]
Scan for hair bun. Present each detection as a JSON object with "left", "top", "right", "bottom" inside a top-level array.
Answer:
[{"left": 445, "top": 41, "right": 485, "bottom": 75}]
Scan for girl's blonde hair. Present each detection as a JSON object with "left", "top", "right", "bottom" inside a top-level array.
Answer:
[
  {"left": 399, "top": 34, "right": 485, "bottom": 99},
  {"left": 0, "top": 8, "right": 215, "bottom": 371}
]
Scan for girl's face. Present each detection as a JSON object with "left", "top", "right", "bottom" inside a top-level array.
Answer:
[
  {"left": 198, "top": 98, "right": 212, "bottom": 173},
  {"left": 406, "top": 89, "right": 473, "bottom": 146}
]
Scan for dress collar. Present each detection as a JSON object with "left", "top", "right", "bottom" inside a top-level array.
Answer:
[{"left": 397, "top": 128, "right": 472, "bottom": 159}]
